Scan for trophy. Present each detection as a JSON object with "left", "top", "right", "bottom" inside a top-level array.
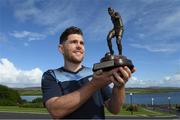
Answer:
[{"left": 93, "top": 7, "right": 134, "bottom": 72}]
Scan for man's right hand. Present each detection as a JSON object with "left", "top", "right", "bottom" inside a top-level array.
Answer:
[
  {"left": 91, "top": 66, "right": 135, "bottom": 89},
  {"left": 91, "top": 69, "right": 114, "bottom": 88}
]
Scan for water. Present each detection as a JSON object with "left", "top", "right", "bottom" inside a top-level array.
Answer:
[
  {"left": 21, "top": 92, "right": 180, "bottom": 104},
  {"left": 21, "top": 95, "right": 42, "bottom": 102},
  {"left": 125, "top": 92, "right": 180, "bottom": 105}
]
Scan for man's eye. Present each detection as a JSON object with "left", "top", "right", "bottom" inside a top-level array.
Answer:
[
  {"left": 80, "top": 42, "right": 84, "bottom": 45},
  {"left": 70, "top": 41, "right": 77, "bottom": 44}
]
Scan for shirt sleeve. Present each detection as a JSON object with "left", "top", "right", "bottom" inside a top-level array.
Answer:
[
  {"left": 41, "top": 70, "right": 63, "bottom": 105},
  {"left": 101, "top": 85, "right": 112, "bottom": 102}
]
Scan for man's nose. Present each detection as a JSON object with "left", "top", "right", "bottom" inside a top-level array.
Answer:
[{"left": 76, "top": 42, "right": 83, "bottom": 49}]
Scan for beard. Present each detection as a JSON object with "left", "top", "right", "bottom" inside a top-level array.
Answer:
[{"left": 64, "top": 52, "right": 84, "bottom": 64}]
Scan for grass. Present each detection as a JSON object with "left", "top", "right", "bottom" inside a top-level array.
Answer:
[
  {"left": 0, "top": 106, "right": 48, "bottom": 113},
  {"left": 16, "top": 89, "right": 42, "bottom": 96},
  {"left": 15, "top": 87, "right": 180, "bottom": 96},
  {"left": 0, "top": 106, "right": 173, "bottom": 117},
  {"left": 104, "top": 106, "right": 172, "bottom": 116},
  {"left": 126, "top": 87, "right": 180, "bottom": 94}
]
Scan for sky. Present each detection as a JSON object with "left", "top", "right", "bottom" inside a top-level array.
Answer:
[{"left": 0, "top": 0, "right": 180, "bottom": 88}]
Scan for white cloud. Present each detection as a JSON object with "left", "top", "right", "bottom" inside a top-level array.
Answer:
[
  {"left": 12, "top": 1, "right": 78, "bottom": 34},
  {"left": 24, "top": 42, "right": 29, "bottom": 47},
  {"left": 10, "top": 0, "right": 110, "bottom": 36},
  {"left": 126, "top": 76, "right": 156, "bottom": 88},
  {"left": 0, "top": 57, "right": 179, "bottom": 88},
  {"left": 126, "top": 73, "right": 180, "bottom": 88},
  {"left": 155, "top": 9, "right": 180, "bottom": 37},
  {"left": 130, "top": 43, "right": 179, "bottom": 53},
  {"left": 124, "top": 1, "right": 180, "bottom": 54},
  {"left": 0, "top": 33, "right": 8, "bottom": 43},
  {"left": 7, "top": 0, "right": 180, "bottom": 54},
  {"left": 10, "top": 30, "right": 46, "bottom": 41},
  {"left": 13, "top": 0, "right": 40, "bottom": 22},
  {"left": 163, "top": 73, "right": 180, "bottom": 87},
  {"left": 0, "top": 58, "right": 43, "bottom": 88}
]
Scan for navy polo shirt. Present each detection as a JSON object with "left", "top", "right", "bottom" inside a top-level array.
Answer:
[{"left": 41, "top": 66, "right": 112, "bottom": 119}]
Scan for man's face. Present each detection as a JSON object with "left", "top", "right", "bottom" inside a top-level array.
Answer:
[{"left": 59, "top": 34, "right": 85, "bottom": 64}]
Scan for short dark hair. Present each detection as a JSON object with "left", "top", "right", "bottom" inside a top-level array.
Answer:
[{"left": 59, "top": 26, "right": 83, "bottom": 44}]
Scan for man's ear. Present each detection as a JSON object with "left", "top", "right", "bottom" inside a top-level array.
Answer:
[{"left": 58, "top": 44, "right": 64, "bottom": 54}]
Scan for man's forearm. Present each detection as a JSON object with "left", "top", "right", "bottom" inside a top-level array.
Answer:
[
  {"left": 106, "top": 85, "right": 125, "bottom": 114},
  {"left": 46, "top": 79, "right": 103, "bottom": 118},
  {"left": 106, "top": 66, "right": 134, "bottom": 114}
]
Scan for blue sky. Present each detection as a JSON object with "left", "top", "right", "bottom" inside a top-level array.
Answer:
[{"left": 0, "top": 0, "right": 180, "bottom": 88}]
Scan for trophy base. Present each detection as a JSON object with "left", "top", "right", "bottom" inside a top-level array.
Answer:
[{"left": 93, "top": 53, "right": 134, "bottom": 72}]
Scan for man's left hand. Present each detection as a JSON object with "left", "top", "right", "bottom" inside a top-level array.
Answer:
[{"left": 110, "top": 66, "right": 136, "bottom": 88}]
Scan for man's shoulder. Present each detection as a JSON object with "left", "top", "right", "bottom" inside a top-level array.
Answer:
[
  {"left": 43, "top": 67, "right": 62, "bottom": 74},
  {"left": 42, "top": 66, "right": 93, "bottom": 82},
  {"left": 42, "top": 69, "right": 55, "bottom": 76},
  {"left": 42, "top": 68, "right": 61, "bottom": 81},
  {"left": 82, "top": 66, "right": 92, "bottom": 72},
  {"left": 78, "top": 66, "right": 93, "bottom": 77}
]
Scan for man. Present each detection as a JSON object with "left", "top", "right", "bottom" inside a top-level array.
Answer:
[{"left": 41, "top": 26, "right": 135, "bottom": 119}]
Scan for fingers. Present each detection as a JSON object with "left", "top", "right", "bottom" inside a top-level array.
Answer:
[
  {"left": 93, "top": 66, "right": 136, "bottom": 87},
  {"left": 118, "top": 67, "right": 130, "bottom": 81},
  {"left": 93, "top": 69, "right": 113, "bottom": 78},
  {"left": 94, "top": 69, "right": 103, "bottom": 76},
  {"left": 112, "top": 72, "right": 125, "bottom": 86},
  {"left": 123, "top": 66, "right": 132, "bottom": 78},
  {"left": 131, "top": 67, "right": 136, "bottom": 73},
  {"left": 110, "top": 66, "right": 135, "bottom": 87},
  {"left": 110, "top": 76, "right": 120, "bottom": 87}
]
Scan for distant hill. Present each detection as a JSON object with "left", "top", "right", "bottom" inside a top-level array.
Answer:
[
  {"left": 126, "top": 87, "right": 180, "bottom": 94},
  {"left": 0, "top": 84, "right": 22, "bottom": 105},
  {"left": 14, "top": 87, "right": 42, "bottom": 96},
  {"left": 12, "top": 86, "right": 180, "bottom": 95},
  {"left": 14, "top": 87, "right": 41, "bottom": 90}
]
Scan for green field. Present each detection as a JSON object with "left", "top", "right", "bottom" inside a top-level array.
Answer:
[
  {"left": 126, "top": 87, "right": 180, "bottom": 94},
  {"left": 104, "top": 106, "right": 172, "bottom": 116},
  {"left": 15, "top": 87, "right": 180, "bottom": 95},
  {"left": 0, "top": 106, "right": 173, "bottom": 117},
  {"left": 2, "top": 87, "right": 178, "bottom": 118},
  {"left": 15, "top": 87, "right": 42, "bottom": 95},
  {"left": 0, "top": 106, "right": 48, "bottom": 113}
]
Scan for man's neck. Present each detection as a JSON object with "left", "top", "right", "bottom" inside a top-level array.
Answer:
[{"left": 64, "top": 61, "right": 82, "bottom": 72}]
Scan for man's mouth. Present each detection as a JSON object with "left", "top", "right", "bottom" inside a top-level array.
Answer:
[{"left": 73, "top": 51, "right": 83, "bottom": 55}]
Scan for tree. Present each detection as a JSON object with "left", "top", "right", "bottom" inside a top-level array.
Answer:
[{"left": 0, "top": 84, "right": 22, "bottom": 106}]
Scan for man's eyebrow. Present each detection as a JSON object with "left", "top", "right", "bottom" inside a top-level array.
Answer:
[{"left": 70, "top": 39, "right": 83, "bottom": 42}]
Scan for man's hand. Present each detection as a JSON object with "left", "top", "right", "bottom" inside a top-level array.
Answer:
[
  {"left": 91, "top": 69, "right": 112, "bottom": 88},
  {"left": 91, "top": 66, "right": 136, "bottom": 89},
  {"left": 110, "top": 66, "right": 136, "bottom": 87},
  {"left": 104, "top": 66, "right": 136, "bottom": 114}
]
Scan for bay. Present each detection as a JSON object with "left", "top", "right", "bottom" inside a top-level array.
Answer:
[
  {"left": 125, "top": 92, "right": 180, "bottom": 105},
  {"left": 21, "top": 92, "right": 180, "bottom": 104},
  {"left": 21, "top": 95, "right": 42, "bottom": 102}
]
